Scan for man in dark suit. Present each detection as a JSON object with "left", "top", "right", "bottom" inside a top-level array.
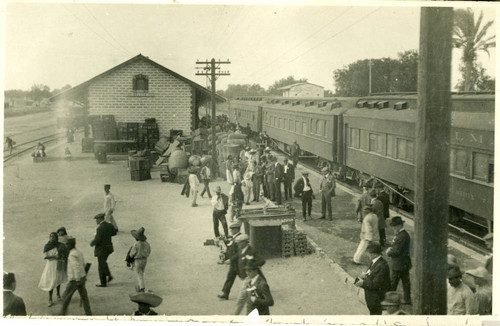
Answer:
[
  {"left": 386, "top": 216, "right": 412, "bottom": 304},
  {"left": 354, "top": 243, "right": 391, "bottom": 315},
  {"left": 233, "top": 234, "right": 266, "bottom": 315},
  {"left": 244, "top": 259, "right": 274, "bottom": 315},
  {"left": 218, "top": 222, "right": 242, "bottom": 300},
  {"left": 3, "top": 272, "right": 26, "bottom": 316},
  {"left": 376, "top": 184, "right": 390, "bottom": 221},
  {"left": 90, "top": 213, "right": 117, "bottom": 287},
  {"left": 274, "top": 157, "right": 284, "bottom": 205},
  {"left": 293, "top": 171, "right": 313, "bottom": 220},
  {"left": 283, "top": 158, "right": 295, "bottom": 201}
]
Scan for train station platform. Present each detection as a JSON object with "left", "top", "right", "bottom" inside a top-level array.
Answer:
[
  {"left": 3, "top": 130, "right": 492, "bottom": 320},
  {"left": 2, "top": 132, "right": 366, "bottom": 318}
]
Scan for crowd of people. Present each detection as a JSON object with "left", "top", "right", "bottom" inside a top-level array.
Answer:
[
  {"left": 4, "top": 184, "right": 159, "bottom": 316},
  {"left": 352, "top": 181, "right": 493, "bottom": 315}
]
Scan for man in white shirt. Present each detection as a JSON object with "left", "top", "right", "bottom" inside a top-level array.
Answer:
[
  {"left": 447, "top": 266, "right": 477, "bottom": 315},
  {"left": 188, "top": 169, "right": 200, "bottom": 207},
  {"left": 104, "top": 184, "right": 118, "bottom": 231},
  {"left": 61, "top": 237, "right": 92, "bottom": 315}
]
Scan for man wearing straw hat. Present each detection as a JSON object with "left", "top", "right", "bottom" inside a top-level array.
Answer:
[
  {"left": 128, "top": 227, "right": 151, "bottom": 293},
  {"left": 130, "top": 292, "right": 162, "bottom": 315},
  {"left": 464, "top": 266, "right": 492, "bottom": 315}
]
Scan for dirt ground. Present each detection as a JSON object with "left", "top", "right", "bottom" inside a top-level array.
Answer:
[{"left": 3, "top": 133, "right": 366, "bottom": 317}]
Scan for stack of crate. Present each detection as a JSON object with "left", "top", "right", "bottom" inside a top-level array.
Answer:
[
  {"left": 102, "top": 115, "right": 117, "bottom": 140},
  {"left": 127, "top": 123, "right": 139, "bottom": 141},
  {"left": 281, "top": 226, "right": 295, "bottom": 258},
  {"left": 129, "top": 156, "right": 151, "bottom": 181},
  {"left": 293, "top": 231, "right": 309, "bottom": 256},
  {"left": 116, "top": 122, "right": 127, "bottom": 140},
  {"left": 140, "top": 118, "right": 160, "bottom": 150}
]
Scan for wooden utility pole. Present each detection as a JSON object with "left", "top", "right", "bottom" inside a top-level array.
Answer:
[
  {"left": 196, "top": 59, "right": 230, "bottom": 176},
  {"left": 368, "top": 59, "right": 372, "bottom": 95},
  {"left": 414, "top": 7, "right": 453, "bottom": 315}
]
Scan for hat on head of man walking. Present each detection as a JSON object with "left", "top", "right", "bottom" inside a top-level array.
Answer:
[{"left": 131, "top": 227, "right": 147, "bottom": 241}]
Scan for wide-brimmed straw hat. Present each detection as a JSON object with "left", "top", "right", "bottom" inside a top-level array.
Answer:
[
  {"left": 129, "top": 292, "right": 163, "bottom": 307},
  {"left": 465, "top": 266, "right": 490, "bottom": 280},
  {"left": 131, "top": 227, "right": 147, "bottom": 241}
]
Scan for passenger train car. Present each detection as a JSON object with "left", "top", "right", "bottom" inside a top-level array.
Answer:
[{"left": 225, "top": 93, "right": 494, "bottom": 234}]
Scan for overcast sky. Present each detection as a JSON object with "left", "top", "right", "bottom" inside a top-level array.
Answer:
[{"left": 2, "top": 1, "right": 497, "bottom": 93}]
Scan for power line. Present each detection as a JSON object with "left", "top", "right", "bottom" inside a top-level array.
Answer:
[
  {"left": 251, "top": 7, "right": 382, "bottom": 84},
  {"left": 83, "top": 4, "right": 131, "bottom": 56},
  {"left": 244, "top": 6, "right": 353, "bottom": 83},
  {"left": 62, "top": 4, "right": 129, "bottom": 56}
]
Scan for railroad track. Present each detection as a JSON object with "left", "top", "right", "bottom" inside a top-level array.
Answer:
[
  {"left": 3, "top": 132, "right": 67, "bottom": 163},
  {"left": 274, "top": 149, "right": 491, "bottom": 257}
]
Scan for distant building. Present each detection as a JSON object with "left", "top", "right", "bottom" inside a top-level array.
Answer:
[
  {"left": 278, "top": 82, "right": 324, "bottom": 97},
  {"left": 50, "top": 54, "right": 224, "bottom": 135}
]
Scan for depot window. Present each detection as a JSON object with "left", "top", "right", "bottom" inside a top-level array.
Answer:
[{"left": 133, "top": 74, "right": 149, "bottom": 92}]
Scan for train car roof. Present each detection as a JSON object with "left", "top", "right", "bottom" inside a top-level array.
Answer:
[{"left": 345, "top": 108, "right": 494, "bottom": 131}]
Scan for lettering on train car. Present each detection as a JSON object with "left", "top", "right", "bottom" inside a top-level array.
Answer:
[
  {"left": 453, "top": 188, "right": 475, "bottom": 201},
  {"left": 453, "top": 130, "right": 493, "bottom": 147}
]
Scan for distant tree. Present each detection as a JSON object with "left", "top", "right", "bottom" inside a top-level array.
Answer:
[
  {"left": 5, "top": 89, "right": 28, "bottom": 98},
  {"left": 333, "top": 50, "right": 418, "bottom": 96},
  {"left": 267, "top": 76, "right": 308, "bottom": 95},
  {"left": 29, "top": 84, "right": 51, "bottom": 103},
  {"left": 219, "top": 83, "right": 266, "bottom": 99},
  {"left": 51, "top": 84, "right": 72, "bottom": 96},
  {"left": 453, "top": 8, "right": 495, "bottom": 91}
]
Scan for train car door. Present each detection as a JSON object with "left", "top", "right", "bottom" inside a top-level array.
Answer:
[
  {"left": 257, "top": 106, "right": 263, "bottom": 133},
  {"left": 337, "top": 115, "right": 344, "bottom": 165},
  {"left": 333, "top": 116, "right": 338, "bottom": 163}
]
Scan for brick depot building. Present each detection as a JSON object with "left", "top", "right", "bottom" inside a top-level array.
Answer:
[{"left": 51, "top": 54, "right": 224, "bottom": 135}]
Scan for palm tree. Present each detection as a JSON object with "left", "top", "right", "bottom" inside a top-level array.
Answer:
[{"left": 453, "top": 8, "right": 495, "bottom": 91}]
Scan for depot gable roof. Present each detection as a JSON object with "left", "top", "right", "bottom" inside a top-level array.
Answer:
[{"left": 50, "top": 54, "right": 225, "bottom": 103}]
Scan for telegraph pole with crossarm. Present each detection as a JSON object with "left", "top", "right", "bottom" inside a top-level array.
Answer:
[{"left": 196, "top": 58, "right": 230, "bottom": 177}]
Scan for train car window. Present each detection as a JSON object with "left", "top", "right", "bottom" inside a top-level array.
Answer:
[
  {"left": 239, "top": 112, "right": 242, "bottom": 117},
  {"left": 280, "top": 118, "right": 283, "bottom": 129},
  {"left": 296, "top": 121, "right": 300, "bottom": 133},
  {"left": 387, "top": 135, "right": 394, "bottom": 157},
  {"left": 473, "top": 152, "right": 493, "bottom": 182},
  {"left": 450, "top": 148, "right": 468, "bottom": 176},
  {"left": 488, "top": 163, "right": 494, "bottom": 183},
  {"left": 316, "top": 120, "right": 323, "bottom": 136},
  {"left": 252, "top": 113, "right": 255, "bottom": 122},
  {"left": 350, "top": 128, "right": 360, "bottom": 149},
  {"left": 302, "top": 122, "right": 307, "bottom": 135},
  {"left": 397, "top": 138, "right": 414, "bottom": 162},
  {"left": 324, "top": 121, "right": 327, "bottom": 137},
  {"left": 369, "top": 133, "right": 384, "bottom": 155}
]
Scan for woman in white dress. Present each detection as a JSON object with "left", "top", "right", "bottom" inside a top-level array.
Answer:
[
  {"left": 38, "top": 232, "right": 68, "bottom": 306},
  {"left": 226, "top": 155, "right": 234, "bottom": 185}
]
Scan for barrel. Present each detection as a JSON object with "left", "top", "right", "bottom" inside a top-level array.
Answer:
[
  {"left": 189, "top": 155, "right": 201, "bottom": 166},
  {"left": 225, "top": 144, "right": 242, "bottom": 160},
  {"left": 228, "top": 133, "right": 247, "bottom": 141},
  {"left": 200, "top": 155, "right": 212, "bottom": 166},
  {"left": 168, "top": 149, "right": 188, "bottom": 174},
  {"left": 228, "top": 138, "right": 246, "bottom": 146},
  {"left": 94, "top": 144, "right": 107, "bottom": 163}
]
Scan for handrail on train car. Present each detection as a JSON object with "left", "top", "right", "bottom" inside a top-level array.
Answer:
[{"left": 372, "top": 176, "right": 415, "bottom": 205}]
